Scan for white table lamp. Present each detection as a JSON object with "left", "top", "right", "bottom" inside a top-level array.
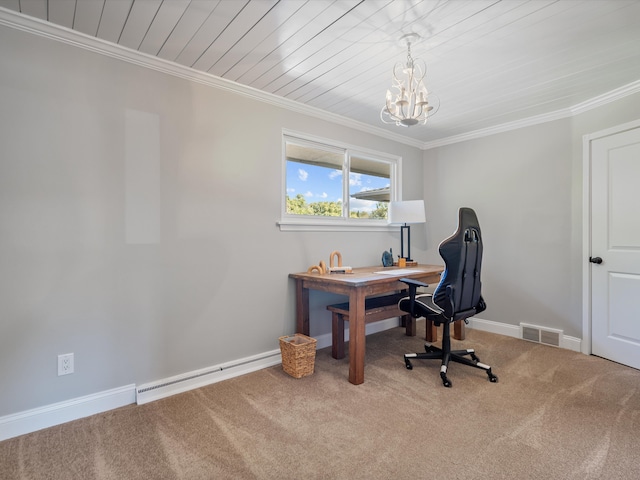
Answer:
[{"left": 388, "top": 200, "right": 426, "bottom": 261}]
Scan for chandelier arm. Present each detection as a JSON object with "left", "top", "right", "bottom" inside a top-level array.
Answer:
[{"left": 384, "top": 100, "right": 399, "bottom": 122}]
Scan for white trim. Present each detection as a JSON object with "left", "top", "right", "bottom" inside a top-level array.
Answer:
[
  {"left": 135, "top": 350, "right": 282, "bottom": 405},
  {"left": 422, "top": 108, "right": 575, "bottom": 149},
  {"left": 571, "top": 81, "right": 640, "bottom": 116},
  {"left": 561, "top": 336, "right": 583, "bottom": 353},
  {"left": 0, "top": 316, "right": 585, "bottom": 441},
  {"left": 280, "top": 129, "right": 401, "bottom": 231},
  {"left": 282, "top": 129, "right": 403, "bottom": 163},
  {"left": 422, "top": 80, "right": 640, "bottom": 149},
  {"left": 317, "top": 316, "right": 582, "bottom": 353},
  {"left": 0, "top": 7, "right": 423, "bottom": 150},
  {"left": 583, "top": 118, "right": 640, "bottom": 142},
  {"left": 581, "top": 119, "right": 640, "bottom": 356},
  {"left": 470, "top": 318, "right": 582, "bottom": 352},
  {"left": 0, "top": 384, "right": 136, "bottom": 442},
  {"left": 277, "top": 219, "right": 395, "bottom": 232},
  {"left": 582, "top": 133, "right": 592, "bottom": 355},
  {"left": 467, "top": 317, "right": 521, "bottom": 338},
  {"left": 1, "top": 7, "right": 638, "bottom": 152}
]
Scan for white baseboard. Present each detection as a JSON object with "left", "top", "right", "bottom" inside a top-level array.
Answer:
[
  {"left": 0, "top": 384, "right": 136, "bottom": 442},
  {"left": 468, "top": 317, "right": 521, "bottom": 337},
  {"left": 135, "top": 349, "right": 282, "bottom": 405},
  {"left": 469, "top": 317, "right": 582, "bottom": 352},
  {"left": 316, "top": 316, "right": 583, "bottom": 352},
  {"left": 0, "top": 317, "right": 582, "bottom": 442}
]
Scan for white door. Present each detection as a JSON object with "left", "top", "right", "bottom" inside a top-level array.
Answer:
[{"left": 591, "top": 125, "right": 640, "bottom": 369}]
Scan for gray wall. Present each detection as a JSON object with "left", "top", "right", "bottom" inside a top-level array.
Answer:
[
  {"left": 2, "top": 19, "right": 638, "bottom": 420},
  {"left": 0, "top": 25, "right": 425, "bottom": 417},
  {"left": 423, "top": 92, "right": 640, "bottom": 338}
]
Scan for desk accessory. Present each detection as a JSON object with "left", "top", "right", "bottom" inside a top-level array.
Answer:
[
  {"left": 328, "top": 250, "right": 352, "bottom": 274},
  {"left": 307, "top": 260, "right": 327, "bottom": 274},
  {"left": 306, "top": 251, "right": 353, "bottom": 274},
  {"left": 382, "top": 248, "right": 393, "bottom": 267},
  {"left": 394, "top": 260, "right": 418, "bottom": 267},
  {"left": 388, "top": 200, "right": 426, "bottom": 262}
]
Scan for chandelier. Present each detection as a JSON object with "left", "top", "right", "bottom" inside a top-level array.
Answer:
[{"left": 381, "top": 33, "right": 439, "bottom": 127}]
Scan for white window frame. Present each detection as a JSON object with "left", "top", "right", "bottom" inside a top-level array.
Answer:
[{"left": 279, "top": 130, "right": 402, "bottom": 232}]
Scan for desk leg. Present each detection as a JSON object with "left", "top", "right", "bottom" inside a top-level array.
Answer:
[
  {"left": 403, "top": 314, "right": 416, "bottom": 336},
  {"left": 425, "top": 321, "right": 463, "bottom": 341},
  {"left": 453, "top": 320, "right": 465, "bottom": 340},
  {"left": 331, "top": 312, "right": 345, "bottom": 359},
  {"left": 348, "top": 289, "right": 366, "bottom": 385},
  {"left": 425, "top": 320, "right": 437, "bottom": 342},
  {"left": 295, "top": 280, "right": 310, "bottom": 336}
]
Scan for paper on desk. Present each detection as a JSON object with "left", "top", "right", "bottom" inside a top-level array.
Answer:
[{"left": 374, "top": 268, "right": 427, "bottom": 276}]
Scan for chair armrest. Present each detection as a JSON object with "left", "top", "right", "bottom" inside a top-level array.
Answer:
[
  {"left": 398, "top": 278, "right": 429, "bottom": 289},
  {"left": 398, "top": 278, "right": 429, "bottom": 317}
]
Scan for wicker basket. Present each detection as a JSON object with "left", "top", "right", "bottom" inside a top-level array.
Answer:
[{"left": 279, "top": 334, "right": 317, "bottom": 378}]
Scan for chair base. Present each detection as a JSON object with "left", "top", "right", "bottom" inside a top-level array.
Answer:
[{"left": 404, "top": 343, "right": 498, "bottom": 388}]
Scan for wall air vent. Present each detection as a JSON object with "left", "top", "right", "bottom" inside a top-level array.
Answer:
[
  {"left": 522, "top": 325, "right": 540, "bottom": 342},
  {"left": 520, "top": 323, "right": 561, "bottom": 347}
]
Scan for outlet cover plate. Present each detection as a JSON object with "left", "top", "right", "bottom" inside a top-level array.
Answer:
[{"left": 58, "top": 353, "right": 74, "bottom": 376}]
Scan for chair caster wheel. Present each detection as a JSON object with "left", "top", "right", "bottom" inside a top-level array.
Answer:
[
  {"left": 440, "top": 373, "right": 452, "bottom": 388},
  {"left": 404, "top": 358, "right": 413, "bottom": 370},
  {"left": 488, "top": 372, "right": 498, "bottom": 383}
]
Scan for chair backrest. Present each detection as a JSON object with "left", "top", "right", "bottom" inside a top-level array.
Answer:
[{"left": 432, "top": 207, "right": 486, "bottom": 319}]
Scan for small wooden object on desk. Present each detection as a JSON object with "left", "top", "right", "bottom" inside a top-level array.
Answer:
[
  {"left": 328, "top": 250, "right": 352, "bottom": 274},
  {"left": 306, "top": 251, "right": 353, "bottom": 274},
  {"left": 394, "top": 259, "right": 418, "bottom": 267}
]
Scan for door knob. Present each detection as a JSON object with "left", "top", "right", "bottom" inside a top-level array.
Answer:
[{"left": 589, "top": 256, "right": 603, "bottom": 264}]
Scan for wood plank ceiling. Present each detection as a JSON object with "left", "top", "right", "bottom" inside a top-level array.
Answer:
[{"left": 1, "top": 0, "right": 639, "bottom": 146}]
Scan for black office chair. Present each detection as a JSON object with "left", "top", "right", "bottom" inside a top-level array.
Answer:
[{"left": 398, "top": 207, "right": 498, "bottom": 387}]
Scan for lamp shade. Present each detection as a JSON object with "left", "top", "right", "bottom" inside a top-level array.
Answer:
[{"left": 388, "top": 200, "right": 426, "bottom": 225}]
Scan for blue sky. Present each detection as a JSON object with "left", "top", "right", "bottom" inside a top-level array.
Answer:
[{"left": 286, "top": 160, "right": 389, "bottom": 212}]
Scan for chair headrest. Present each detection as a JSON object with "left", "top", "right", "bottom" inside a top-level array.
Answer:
[{"left": 433, "top": 207, "right": 483, "bottom": 315}]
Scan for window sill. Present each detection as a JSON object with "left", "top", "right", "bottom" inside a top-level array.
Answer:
[{"left": 277, "top": 218, "right": 395, "bottom": 232}]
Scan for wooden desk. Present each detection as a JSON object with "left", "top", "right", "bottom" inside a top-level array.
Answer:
[{"left": 289, "top": 264, "right": 444, "bottom": 385}]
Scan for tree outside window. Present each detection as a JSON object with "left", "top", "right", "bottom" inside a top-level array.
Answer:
[{"left": 284, "top": 135, "right": 397, "bottom": 224}]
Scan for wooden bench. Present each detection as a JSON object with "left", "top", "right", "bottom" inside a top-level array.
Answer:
[
  {"left": 327, "top": 292, "right": 465, "bottom": 359},
  {"left": 327, "top": 292, "right": 422, "bottom": 359}
]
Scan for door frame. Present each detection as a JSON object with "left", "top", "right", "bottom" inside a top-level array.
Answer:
[{"left": 582, "top": 119, "right": 640, "bottom": 356}]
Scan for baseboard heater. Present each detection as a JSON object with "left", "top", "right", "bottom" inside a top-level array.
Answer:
[
  {"left": 520, "top": 323, "right": 562, "bottom": 347},
  {"left": 136, "top": 349, "right": 282, "bottom": 405}
]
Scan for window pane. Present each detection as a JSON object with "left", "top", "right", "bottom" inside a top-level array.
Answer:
[
  {"left": 349, "top": 156, "right": 391, "bottom": 220},
  {"left": 281, "top": 133, "right": 399, "bottom": 228},
  {"left": 285, "top": 141, "right": 345, "bottom": 217}
]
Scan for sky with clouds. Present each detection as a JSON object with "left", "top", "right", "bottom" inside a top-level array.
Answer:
[{"left": 286, "top": 161, "right": 389, "bottom": 212}]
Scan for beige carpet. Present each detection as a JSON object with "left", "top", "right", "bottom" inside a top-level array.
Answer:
[{"left": 1, "top": 325, "right": 640, "bottom": 479}]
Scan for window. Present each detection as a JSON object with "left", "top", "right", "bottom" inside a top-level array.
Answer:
[{"left": 280, "top": 131, "right": 400, "bottom": 231}]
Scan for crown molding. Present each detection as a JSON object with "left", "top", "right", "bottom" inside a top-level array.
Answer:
[
  {"left": 570, "top": 80, "right": 640, "bottom": 115},
  {"left": 0, "top": 7, "right": 424, "bottom": 150},
  {"left": 421, "top": 81, "right": 640, "bottom": 150},
  {"left": 421, "top": 108, "right": 574, "bottom": 149},
  {"left": 1, "top": 7, "right": 637, "bottom": 152}
]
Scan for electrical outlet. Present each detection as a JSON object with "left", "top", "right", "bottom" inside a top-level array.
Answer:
[{"left": 58, "top": 353, "right": 74, "bottom": 376}]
